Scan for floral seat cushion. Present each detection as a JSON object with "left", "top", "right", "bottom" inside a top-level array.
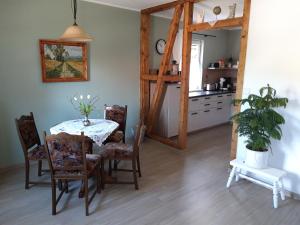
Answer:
[
  {"left": 106, "top": 130, "right": 124, "bottom": 143},
  {"left": 54, "top": 154, "right": 100, "bottom": 177},
  {"left": 27, "top": 145, "right": 47, "bottom": 160},
  {"left": 100, "top": 142, "right": 133, "bottom": 160}
]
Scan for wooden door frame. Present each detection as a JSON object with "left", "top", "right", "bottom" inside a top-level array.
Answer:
[{"left": 140, "top": 0, "right": 252, "bottom": 159}]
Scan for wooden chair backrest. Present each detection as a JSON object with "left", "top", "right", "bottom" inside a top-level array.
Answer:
[
  {"left": 15, "top": 112, "right": 41, "bottom": 153},
  {"left": 104, "top": 104, "right": 128, "bottom": 134},
  {"left": 44, "top": 132, "right": 88, "bottom": 175},
  {"left": 133, "top": 122, "right": 146, "bottom": 156}
]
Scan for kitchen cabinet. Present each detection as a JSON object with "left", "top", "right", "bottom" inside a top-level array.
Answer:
[
  {"left": 150, "top": 83, "right": 234, "bottom": 138},
  {"left": 150, "top": 83, "right": 181, "bottom": 137},
  {"left": 187, "top": 93, "right": 233, "bottom": 132}
]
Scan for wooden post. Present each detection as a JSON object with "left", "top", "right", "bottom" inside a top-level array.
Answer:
[
  {"left": 140, "top": 13, "right": 150, "bottom": 123},
  {"left": 178, "top": 1, "right": 193, "bottom": 149},
  {"left": 230, "top": 0, "right": 252, "bottom": 159},
  {"left": 139, "top": 0, "right": 251, "bottom": 151},
  {"left": 146, "top": 4, "right": 183, "bottom": 134}
]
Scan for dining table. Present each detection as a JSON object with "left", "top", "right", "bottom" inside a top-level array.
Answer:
[
  {"left": 50, "top": 119, "right": 119, "bottom": 146},
  {"left": 50, "top": 118, "right": 119, "bottom": 197}
]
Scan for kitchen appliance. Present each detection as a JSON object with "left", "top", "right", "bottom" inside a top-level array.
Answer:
[
  {"left": 219, "top": 77, "right": 232, "bottom": 90},
  {"left": 204, "top": 83, "right": 217, "bottom": 91}
]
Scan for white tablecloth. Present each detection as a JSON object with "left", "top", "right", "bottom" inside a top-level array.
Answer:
[{"left": 50, "top": 119, "right": 119, "bottom": 146}]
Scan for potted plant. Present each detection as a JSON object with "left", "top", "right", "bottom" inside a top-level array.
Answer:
[{"left": 232, "top": 85, "right": 288, "bottom": 169}]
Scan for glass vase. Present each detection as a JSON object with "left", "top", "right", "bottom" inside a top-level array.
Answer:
[{"left": 83, "top": 115, "right": 91, "bottom": 126}]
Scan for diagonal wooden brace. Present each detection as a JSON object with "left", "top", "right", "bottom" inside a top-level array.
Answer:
[{"left": 146, "top": 4, "right": 184, "bottom": 134}]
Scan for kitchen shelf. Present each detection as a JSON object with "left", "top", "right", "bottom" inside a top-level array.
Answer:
[{"left": 207, "top": 68, "right": 238, "bottom": 70}]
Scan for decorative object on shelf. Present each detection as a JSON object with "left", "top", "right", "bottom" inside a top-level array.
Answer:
[
  {"left": 218, "top": 59, "right": 225, "bottom": 68},
  {"left": 228, "top": 3, "right": 237, "bottom": 19},
  {"left": 155, "top": 39, "right": 166, "bottom": 55},
  {"left": 232, "top": 85, "right": 288, "bottom": 169},
  {"left": 171, "top": 60, "right": 179, "bottom": 75},
  {"left": 195, "top": 9, "right": 205, "bottom": 23},
  {"left": 71, "top": 94, "right": 99, "bottom": 126},
  {"left": 209, "top": 6, "right": 222, "bottom": 27},
  {"left": 39, "top": 39, "right": 88, "bottom": 82},
  {"left": 60, "top": 0, "right": 93, "bottom": 42}
]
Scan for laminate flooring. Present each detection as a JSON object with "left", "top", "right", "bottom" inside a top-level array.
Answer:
[{"left": 0, "top": 124, "right": 299, "bottom": 225}]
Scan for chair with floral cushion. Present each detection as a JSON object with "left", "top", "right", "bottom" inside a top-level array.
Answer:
[
  {"left": 104, "top": 104, "right": 128, "bottom": 171},
  {"left": 43, "top": 132, "right": 102, "bottom": 216},
  {"left": 15, "top": 112, "right": 49, "bottom": 189},
  {"left": 100, "top": 122, "right": 146, "bottom": 190},
  {"left": 104, "top": 104, "right": 127, "bottom": 143}
]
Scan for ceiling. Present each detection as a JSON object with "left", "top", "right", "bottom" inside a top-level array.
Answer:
[{"left": 83, "top": 0, "right": 244, "bottom": 22}]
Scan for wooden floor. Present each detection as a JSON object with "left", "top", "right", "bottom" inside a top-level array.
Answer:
[{"left": 1, "top": 124, "right": 299, "bottom": 225}]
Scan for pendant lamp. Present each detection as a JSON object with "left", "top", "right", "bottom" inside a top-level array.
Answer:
[{"left": 60, "top": 0, "right": 93, "bottom": 42}]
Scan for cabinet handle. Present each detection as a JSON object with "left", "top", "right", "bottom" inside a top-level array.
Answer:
[
  {"left": 217, "top": 101, "right": 223, "bottom": 104},
  {"left": 204, "top": 103, "right": 210, "bottom": 106},
  {"left": 192, "top": 98, "right": 199, "bottom": 102},
  {"left": 217, "top": 95, "right": 223, "bottom": 98},
  {"left": 176, "top": 86, "right": 180, "bottom": 89},
  {"left": 204, "top": 110, "right": 210, "bottom": 112},
  {"left": 204, "top": 97, "right": 210, "bottom": 100},
  {"left": 191, "top": 112, "right": 198, "bottom": 115},
  {"left": 217, "top": 107, "right": 223, "bottom": 110}
]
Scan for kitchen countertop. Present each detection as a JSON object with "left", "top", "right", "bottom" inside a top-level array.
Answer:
[{"left": 189, "top": 90, "right": 236, "bottom": 98}]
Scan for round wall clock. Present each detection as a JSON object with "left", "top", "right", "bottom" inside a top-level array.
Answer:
[{"left": 155, "top": 39, "right": 166, "bottom": 55}]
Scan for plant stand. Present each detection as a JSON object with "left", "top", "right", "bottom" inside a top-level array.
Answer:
[{"left": 226, "top": 159, "right": 287, "bottom": 208}]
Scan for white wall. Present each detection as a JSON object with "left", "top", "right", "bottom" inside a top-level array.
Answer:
[{"left": 237, "top": 0, "right": 300, "bottom": 195}]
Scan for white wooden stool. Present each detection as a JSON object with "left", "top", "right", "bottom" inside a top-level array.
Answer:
[{"left": 226, "top": 159, "right": 287, "bottom": 208}]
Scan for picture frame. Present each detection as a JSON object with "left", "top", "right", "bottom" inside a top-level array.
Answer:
[{"left": 39, "top": 39, "right": 88, "bottom": 82}]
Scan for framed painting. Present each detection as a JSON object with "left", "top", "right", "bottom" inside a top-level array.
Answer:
[{"left": 39, "top": 39, "right": 88, "bottom": 82}]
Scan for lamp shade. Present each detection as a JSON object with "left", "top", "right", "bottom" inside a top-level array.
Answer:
[{"left": 60, "top": 24, "right": 93, "bottom": 42}]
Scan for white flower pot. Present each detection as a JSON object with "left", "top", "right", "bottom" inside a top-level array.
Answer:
[{"left": 245, "top": 148, "right": 269, "bottom": 169}]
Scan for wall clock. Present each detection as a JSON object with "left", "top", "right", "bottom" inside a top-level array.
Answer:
[{"left": 155, "top": 39, "right": 166, "bottom": 55}]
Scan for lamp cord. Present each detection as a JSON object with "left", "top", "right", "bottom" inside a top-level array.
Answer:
[{"left": 71, "top": 0, "right": 77, "bottom": 25}]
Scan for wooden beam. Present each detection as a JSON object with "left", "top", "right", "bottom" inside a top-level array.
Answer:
[
  {"left": 230, "top": 0, "right": 252, "bottom": 160},
  {"left": 140, "top": 13, "right": 150, "bottom": 123},
  {"left": 141, "top": 0, "right": 202, "bottom": 15},
  {"left": 188, "top": 17, "right": 243, "bottom": 32},
  {"left": 178, "top": 1, "right": 193, "bottom": 149},
  {"left": 147, "top": 133, "right": 179, "bottom": 149},
  {"left": 146, "top": 4, "right": 184, "bottom": 134},
  {"left": 141, "top": 0, "right": 185, "bottom": 14}
]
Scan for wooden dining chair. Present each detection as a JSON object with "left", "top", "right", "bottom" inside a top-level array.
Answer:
[
  {"left": 104, "top": 104, "right": 128, "bottom": 143},
  {"left": 100, "top": 122, "right": 146, "bottom": 190},
  {"left": 104, "top": 104, "right": 128, "bottom": 171},
  {"left": 15, "top": 112, "right": 49, "bottom": 189},
  {"left": 43, "top": 132, "right": 102, "bottom": 216}
]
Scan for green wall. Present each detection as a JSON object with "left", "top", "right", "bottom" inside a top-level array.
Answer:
[
  {"left": 0, "top": 0, "right": 141, "bottom": 167},
  {"left": 149, "top": 16, "right": 172, "bottom": 69}
]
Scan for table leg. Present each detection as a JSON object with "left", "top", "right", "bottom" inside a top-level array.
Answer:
[
  {"left": 278, "top": 180, "right": 285, "bottom": 201},
  {"left": 79, "top": 180, "right": 85, "bottom": 198},
  {"left": 227, "top": 166, "right": 237, "bottom": 188},
  {"left": 273, "top": 181, "right": 279, "bottom": 208}
]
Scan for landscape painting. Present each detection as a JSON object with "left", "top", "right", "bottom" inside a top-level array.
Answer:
[{"left": 39, "top": 40, "right": 88, "bottom": 82}]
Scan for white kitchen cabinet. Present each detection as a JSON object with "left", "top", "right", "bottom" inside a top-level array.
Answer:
[
  {"left": 150, "top": 83, "right": 234, "bottom": 138},
  {"left": 150, "top": 83, "right": 180, "bottom": 137}
]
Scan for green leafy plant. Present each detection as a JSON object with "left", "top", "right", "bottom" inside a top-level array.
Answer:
[
  {"left": 232, "top": 85, "right": 288, "bottom": 152},
  {"left": 71, "top": 94, "right": 99, "bottom": 118}
]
